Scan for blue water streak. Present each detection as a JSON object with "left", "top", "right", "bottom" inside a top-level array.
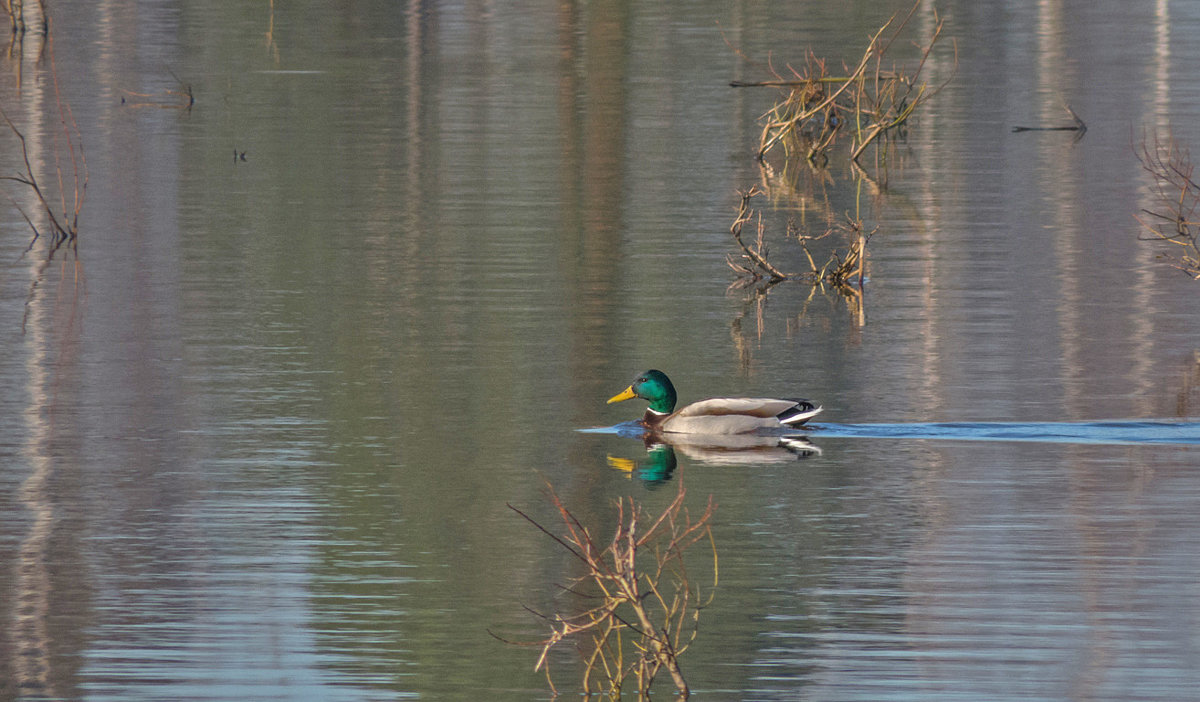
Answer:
[{"left": 810, "top": 420, "right": 1200, "bottom": 446}]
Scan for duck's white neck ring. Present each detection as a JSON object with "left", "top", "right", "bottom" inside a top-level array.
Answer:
[{"left": 646, "top": 409, "right": 670, "bottom": 417}]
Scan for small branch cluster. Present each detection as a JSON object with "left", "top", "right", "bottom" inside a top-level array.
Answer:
[
  {"left": 800, "top": 216, "right": 871, "bottom": 287},
  {"left": 727, "top": 186, "right": 790, "bottom": 283},
  {"left": 738, "top": 1, "right": 953, "bottom": 166},
  {"left": 727, "top": 186, "right": 872, "bottom": 289},
  {"left": 1135, "top": 127, "right": 1200, "bottom": 278},
  {"left": 503, "top": 484, "right": 717, "bottom": 699}
]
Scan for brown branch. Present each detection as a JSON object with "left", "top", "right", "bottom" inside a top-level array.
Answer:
[
  {"left": 502, "top": 482, "right": 715, "bottom": 697},
  {"left": 1134, "top": 126, "right": 1200, "bottom": 277},
  {"left": 728, "top": 187, "right": 791, "bottom": 281}
]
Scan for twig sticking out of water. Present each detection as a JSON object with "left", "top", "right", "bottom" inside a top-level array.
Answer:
[
  {"left": 120, "top": 67, "right": 194, "bottom": 109},
  {"left": 497, "top": 483, "right": 717, "bottom": 699},
  {"left": 1135, "top": 127, "right": 1200, "bottom": 278},
  {"left": 1012, "top": 103, "right": 1087, "bottom": 137},
  {"left": 0, "top": 18, "right": 86, "bottom": 258},
  {"left": 0, "top": 109, "right": 79, "bottom": 252},
  {"left": 0, "top": 16, "right": 87, "bottom": 336}
]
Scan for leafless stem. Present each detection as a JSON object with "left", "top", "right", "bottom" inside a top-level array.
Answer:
[{"left": 1, "top": 15, "right": 86, "bottom": 260}]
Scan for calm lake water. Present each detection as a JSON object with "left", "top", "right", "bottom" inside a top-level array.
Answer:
[{"left": 3, "top": 1, "right": 1200, "bottom": 700}]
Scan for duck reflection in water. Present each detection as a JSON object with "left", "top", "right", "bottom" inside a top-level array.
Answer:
[{"left": 608, "top": 444, "right": 679, "bottom": 484}]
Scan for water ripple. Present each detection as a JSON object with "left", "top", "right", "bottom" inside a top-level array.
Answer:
[{"left": 811, "top": 420, "right": 1200, "bottom": 445}]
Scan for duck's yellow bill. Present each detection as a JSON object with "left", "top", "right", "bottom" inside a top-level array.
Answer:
[{"left": 607, "top": 386, "right": 636, "bottom": 404}]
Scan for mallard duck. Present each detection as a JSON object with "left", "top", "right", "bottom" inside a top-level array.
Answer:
[{"left": 607, "top": 369, "right": 821, "bottom": 434}]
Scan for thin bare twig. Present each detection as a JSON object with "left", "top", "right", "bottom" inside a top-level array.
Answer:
[{"left": 1, "top": 16, "right": 86, "bottom": 258}]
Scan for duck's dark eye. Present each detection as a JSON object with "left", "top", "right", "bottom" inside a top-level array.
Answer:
[{"left": 637, "top": 376, "right": 647, "bottom": 383}]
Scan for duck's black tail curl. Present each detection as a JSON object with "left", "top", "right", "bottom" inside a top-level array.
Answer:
[{"left": 779, "top": 400, "right": 823, "bottom": 426}]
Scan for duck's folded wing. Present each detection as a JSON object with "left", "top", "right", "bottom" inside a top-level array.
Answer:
[{"left": 675, "top": 397, "right": 801, "bottom": 418}]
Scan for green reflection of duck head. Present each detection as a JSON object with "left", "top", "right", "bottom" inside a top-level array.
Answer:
[{"left": 607, "top": 443, "right": 677, "bottom": 485}]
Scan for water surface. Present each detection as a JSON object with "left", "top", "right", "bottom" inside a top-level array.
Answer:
[{"left": 3, "top": 1, "right": 1200, "bottom": 700}]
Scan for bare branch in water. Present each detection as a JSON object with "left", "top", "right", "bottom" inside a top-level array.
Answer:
[
  {"left": 727, "top": 187, "right": 873, "bottom": 291},
  {"left": 497, "top": 482, "right": 717, "bottom": 699},
  {"left": 0, "top": 15, "right": 86, "bottom": 259},
  {"left": 1134, "top": 127, "right": 1200, "bottom": 278},
  {"left": 738, "top": 1, "right": 954, "bottom": 168}
]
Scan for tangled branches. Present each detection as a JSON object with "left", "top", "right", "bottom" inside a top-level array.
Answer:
[
  {"left": 727, "top": 186, "right": 871, "bottom": 289},
  {"left": 502, "top": 484, "right": 717, "bottom": 699},
  {"left": 738, "top": 1, "right": 953, "bottom": 167},
  {"left": 1135, "top": 128, "right": 1200, "bottom": 278}
]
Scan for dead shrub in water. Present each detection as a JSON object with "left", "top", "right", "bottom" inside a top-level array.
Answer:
[
  {"left": 727, "top": 186, "right": 872, "bottom": 290},
  {"left": 733, "top": 1, "right": 953, "bottom": 167},
  {"left": 500, "top": 483, "right": 717, "bottom": 700},
  {"left": 1135, "top": 127, "right": 1200, "bottom": 278},
  {"left": 726, "top": 186, "right": 871, "bottom": 338}
]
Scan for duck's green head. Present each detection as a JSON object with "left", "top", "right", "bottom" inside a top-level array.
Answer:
[{"left": 607, "top": 369, "right": 678, "bottom": 414}]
